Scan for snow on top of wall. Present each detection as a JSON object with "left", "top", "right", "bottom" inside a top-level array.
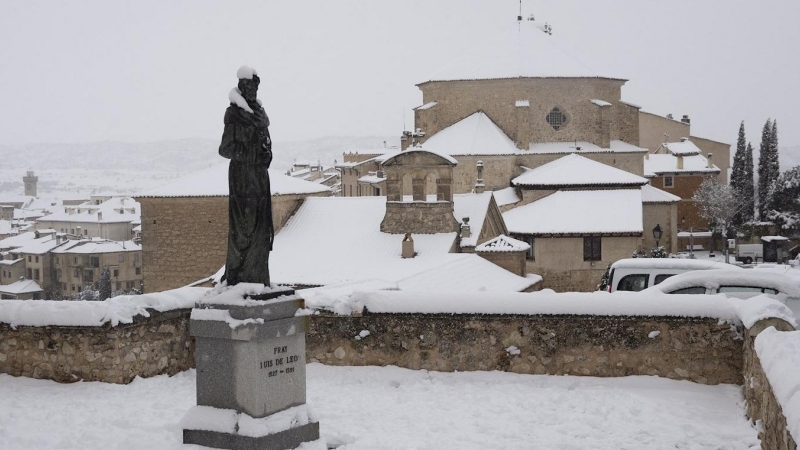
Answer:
[
  {"left": 0, "top": 286, "right": 208, "bottom": 328},
  {"left": 590, "top": 99, "right": 612, "bottom": 107},
  {"left": 475, "top": 234, "right": 530, "bottom": 252},
  {"left": 422, "top": 21, "right": 622, "bottom": 83},
  {"left": 228, "top": 88, "right": 254, "bottom": 114},
  {"left": 503, "top": 189, "right": 643, "bottom": 235},
  {"left": 422, "top": 111, "right": 520, "bottom": 156},
  {"left": 452, "top": 192, "right": 492, "bottom": 247},
  {"left": 0, "top": 231, "right": 37, "bottom": 250},
  {"left": 236, "top": 65, "right": 258, "bottom": 80},
  {"left": 761, "top": 236, "right": 789, "bottom": 242},
  {"left": 512, "top": 154, "right": 648, "bottom": 187},
  {"left": 415, "top": 101, "right": 438, "bottom": 111},
  {"left": 10, "top": 235, "right": 63, "bottom": 255},
  {"left": 0, "top": 279, "right": 42, "bottom": 295},
  {"left": 528, "top": 140, "right": 647, "bottom": 154},
  {"left": 515, "top": 100, "right": 530, "bottom": 107},
  {"left": 648, "top": 270, "right": 800, "bottom": 300},
  {"left": 137, "top": 164, "right": 330, "bottom": 198},
  {"left": 755, "top": 327, "right": 800, "bottom": 442},
  {"left": 641, "top": 184, "right": 681, "bottom": 203},
  {"left": 663, "top": 140, "right": 701, "bottom": 156},
  {"left": 644, "top": 154, "right": 719, "bottom": 176},
  {"left": 394, "top": 254, "right": 539, "bottom": 293},
  {"left": 737, "top": 295, "right": 798, "bottom": 329},
  {"left": 492, "top": 187, "right": 519, "bottom": 207}
]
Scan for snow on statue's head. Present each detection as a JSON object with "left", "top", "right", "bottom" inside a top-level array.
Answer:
[{"left": 236, "top": 66, "right": 260, "bottom": 102}]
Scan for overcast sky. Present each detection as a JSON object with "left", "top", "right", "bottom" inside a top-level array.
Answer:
[{"left": 1, "top": 0, "right": 798, "bottom": 148}]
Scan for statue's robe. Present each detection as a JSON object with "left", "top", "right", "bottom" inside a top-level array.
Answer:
[{"left": 218, "top": 100, "right": 273, "bottom": 286}]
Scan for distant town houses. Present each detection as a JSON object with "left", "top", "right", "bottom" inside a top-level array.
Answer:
[{"left": 286, "top": 160, "right": 341, "bottom": 196}]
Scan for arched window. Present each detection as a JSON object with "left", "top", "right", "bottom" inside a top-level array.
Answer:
[
  {"left": 546, "top": 107, "right": 568, "bottom": 131},
  {"left": 425, "top": 173, "right": 438, "bottom": 202},
  {"left": 401, "top": 173, "right": 413, "bottom": 202}
]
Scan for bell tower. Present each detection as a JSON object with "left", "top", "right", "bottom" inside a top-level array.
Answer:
[{"left": 23, "top": 171, "right": 38, "bottom": 197}]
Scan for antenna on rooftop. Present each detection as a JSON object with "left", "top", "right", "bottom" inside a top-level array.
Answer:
[{"left": 518, "top": 0, "right": 522, "bottom": 21}]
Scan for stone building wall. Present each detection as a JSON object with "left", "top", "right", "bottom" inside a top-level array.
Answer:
[
  {"left": 307, "top": 313, "right": 743, "bottom": 384},
  {"left": 0, "top": 308, "right": 193, "bottom": 384},
  {"left": 380, "top": 202, "right": 459, "bottom": 235},
  {"left": 523, "top": 235, "right": 642, "bottom": 292},
  {"left": 642, "top": 202, "right": 678, "bottom": 254},
  {"left": 639, "top": 111, "right": 691, "bottom": 152},
  {"left": 649, "top": 174, "right": 715, "bottom": 230},
  {"left": 415, "top": 78, "right": 633, "bottom": 148},
  {"left": 743, "top": 319, "right": 798, "bottom": 450},
  {"left": 690, "top": 135, "right": 732, "bottom": 185},
  {"left": 137, "top": 193, "right": 322, "bottom": 293},
  {"left": 476, "top": 251, "right": 527, "bottom": 277}
]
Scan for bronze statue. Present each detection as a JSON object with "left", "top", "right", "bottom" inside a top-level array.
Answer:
[{"left": 219, "top": 66, "right": 273, "bottom": 286}]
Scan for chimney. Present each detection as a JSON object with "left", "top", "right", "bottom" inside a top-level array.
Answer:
[
  {"left": 376, "top": 170, "right": 386, "bottom": 179},
  {"left": 677, "top": 155, "right": 684, "bottom": 170},
  {"left": 681, "top": 115, "right": 691, "bottom": 124},
  {"left": 707, "top": 153, "right": 713, "bottom": 169},
  {"left": 666, "top": 114, "right": 673, "bottom": 120},
  {"left": 401, "top": 233, "right": 415, "bottom": 258},
  {"left": 475, "top": 161, "right": 485, "bottom": 194},
  {"left": 680, "top": 137, "right": 689, "bottom": 142},
  {"left": 461, "top": 217, "right": 471, "bottom": 239}
]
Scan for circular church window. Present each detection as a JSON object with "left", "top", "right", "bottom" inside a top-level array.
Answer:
[{"left": 546, "top": 107, "right": 568, "bottom": 131}]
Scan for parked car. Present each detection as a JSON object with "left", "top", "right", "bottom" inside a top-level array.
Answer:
[
  {"left": 641, "top": 270, "right": 800, "bottom": 317},
  {"left": 606, "top": 258, "right": 741, "bottom": 293}
]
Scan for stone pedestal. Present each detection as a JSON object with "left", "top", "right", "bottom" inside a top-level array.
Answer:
[{"left": 182, "top": 286, "right": 320, "bottom": 450}]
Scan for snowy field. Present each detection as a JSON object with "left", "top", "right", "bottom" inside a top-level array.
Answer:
[{"left": 0, "top": 364, "right": 759, "bottom": 450}]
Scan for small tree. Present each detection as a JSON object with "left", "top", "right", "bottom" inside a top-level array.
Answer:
[
  {"left": 99, "top": 266, "right": 112, "bottom": 301},
  {"left": 693, "top": 178, "right": 742, "bottom": 262},
  {"left": 650, "top": 246, "right": 668, "bottom": 258},
  {"left": 631, "top": 248, "right": 647, "bottom": 258}
]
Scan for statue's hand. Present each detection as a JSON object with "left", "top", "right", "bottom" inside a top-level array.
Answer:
[{"left": 262, "top": 144, "right": 273, "bottom": 166}]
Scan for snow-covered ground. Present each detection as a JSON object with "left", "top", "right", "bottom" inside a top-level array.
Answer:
[{"left": 0, "top": 364, "right": 759, "bottom": 449}]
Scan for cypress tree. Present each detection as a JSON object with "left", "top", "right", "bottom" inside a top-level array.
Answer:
[
  {"left": 757, "top": 119, "right": 773, "bottom": 218},
  {"left": 730, "top": 121, "right": 747, "bottom": 226},
  {"left": 742, "top": 142, "right": 755, "bottom": 222}
]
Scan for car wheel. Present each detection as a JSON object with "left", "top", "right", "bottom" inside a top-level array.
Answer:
[{"left": 744, "top": 257, "right": 752, "bottom": 264}]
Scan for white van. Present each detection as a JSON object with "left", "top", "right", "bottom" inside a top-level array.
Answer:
[
  {"left": 736, "top": 244, "right": 763, "bottom": 264},
  {"left": 607, "top": 258, "right": 741, "bottom": 292}
]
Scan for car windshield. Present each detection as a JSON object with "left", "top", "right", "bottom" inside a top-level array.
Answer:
[{"left": 669, "top": 287, "right": 706, "bottom": 294}]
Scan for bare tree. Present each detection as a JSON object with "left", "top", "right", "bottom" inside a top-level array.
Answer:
[{"left": 693, "top": 178, "right": 741, "bottom": 262}]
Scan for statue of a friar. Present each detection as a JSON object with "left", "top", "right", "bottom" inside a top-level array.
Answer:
[{"left": 219, "top": 66, "right": 273, "bottom": 286}]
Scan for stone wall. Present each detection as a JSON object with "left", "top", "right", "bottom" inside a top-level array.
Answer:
[
  {"left": 0, "top": 308, "right": 193, "bottom": 384},
  {"left": 642, "top": 202, "right": 678, "bottom": 254},
  {"left": 415, "top": 78, "right": 633, "bottom": 148},
  {"left": 690, "top": 135, "right": 731, "bottom": 185},
  {"left": 307, "top": 312, "right": 743, "bottom": 384},
  {"left": 380, "top": 201, "right": 460, "bottom": 235},
  {"left": 639, "top": 110, "right": 691, "bottom": 152},
  {"left": 523, "top": 235, "right": 642, "bottom": 292},
  {"left": 743, "top": 319, "right": 798, "bottom": 450},
  {"left": 137, "top": 193, "right": 324, "bottom": 293}
]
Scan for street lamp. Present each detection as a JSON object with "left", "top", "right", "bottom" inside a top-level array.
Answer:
[{"left": 652, "top": 224, "right": 663, "bottom": 249}]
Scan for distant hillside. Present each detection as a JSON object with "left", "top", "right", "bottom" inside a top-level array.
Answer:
[
  {"left": 0, "top": 136, "right": 396, "bottom": 195},
  {"left": 780, "top": 145, "right": 800, "bottom": 170}
]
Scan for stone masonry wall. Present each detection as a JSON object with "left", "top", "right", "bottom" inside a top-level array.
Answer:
[
  {"left": 138, "top": 193, "right": 323, "bottom": 293},
  {"left": 0, "top": 309, "right": 193, "bottom": 384},
  {"left": 380, "top": 202, "right": 460, "bottom": 234},
  {"left": 308, "top": 313, "right": 743, "bottom": 385},
  {"left": 743, "top": 319, "right": 798, "bottom": 450}
]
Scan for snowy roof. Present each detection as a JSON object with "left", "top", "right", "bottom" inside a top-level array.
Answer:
[
  {"left": 35, "top": 197, "right": 140, "bottom": 225},
  {"left": 415, "top": 101, "right": 438, "bottom": 111},
  {"left": 14, "top": 209, "right": 45, "bottom": 220},
  {"left": 358, "top": 174, "right": 386, "bottom": 184},
  {"left": 503, "top": 190, "right": 643, "bottom": 235},
  {"left": 0, "top": 279, "right": 43, "bottom": 295},
  {"left": 0, "top": 258, "right": 22, "bottom": 266},
  {"left": 663, "top": 140, "right": 701, "bottom": 156},
  {"left": 422, "top": 20, "right": 623, "bottom": 83},
  {"left": 620, "top": 100, "right": 642, "bottom": 109},
  {"left": 493, "top": 187, "right": 520, "bottom": 207},
  {"left": 762, "top": 236, "right": 790, "bottom": 242},
  {"left": 12, "top": 236, "right": 64, "bottom": 255},
  {"left": 452, "top": 192, "right": 493, "bottom": 247},
  {"left": 0, "top": 231, "right": 38, "bottom": 251},
  {"left": 51, "top": 240, "right": 141, "bottom": 254},
  {"left": 677, "top": 231, "right": 713, "bottom": 238},
  {"left": 512, "top": 154, "right": 648, "bottom": 188},
  {"left": 380, "top": 147, "right": 458, "bottom": 165},
  {"left": 528, "top": 140, "right": 647, "bottom": 154},
  {"left": 590, "top": 99, "right": 612, "bottom": 107},
  {"left": 136, "top": 164, "right": 331, "bottom": 198},
  {"left": 268, "top": 196, "right": 533, "bottom": 291},
  {"left": 641, "top": 184, "right": 681, "bottom": 203},
  {"left": 475, "top": 235, "right": 530, "bottom": 252},
  {"left": 644, "top": 154, "right": 719, "bottom": 176},
  {"left": 0, "top": 220, "right": 11, "bottom": 235},
  {"left": 422, "top": 111, "right": 520, "bottom": 156},
  {"left": 395, "top": 254, "right": 538, "bottom": 292}
]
